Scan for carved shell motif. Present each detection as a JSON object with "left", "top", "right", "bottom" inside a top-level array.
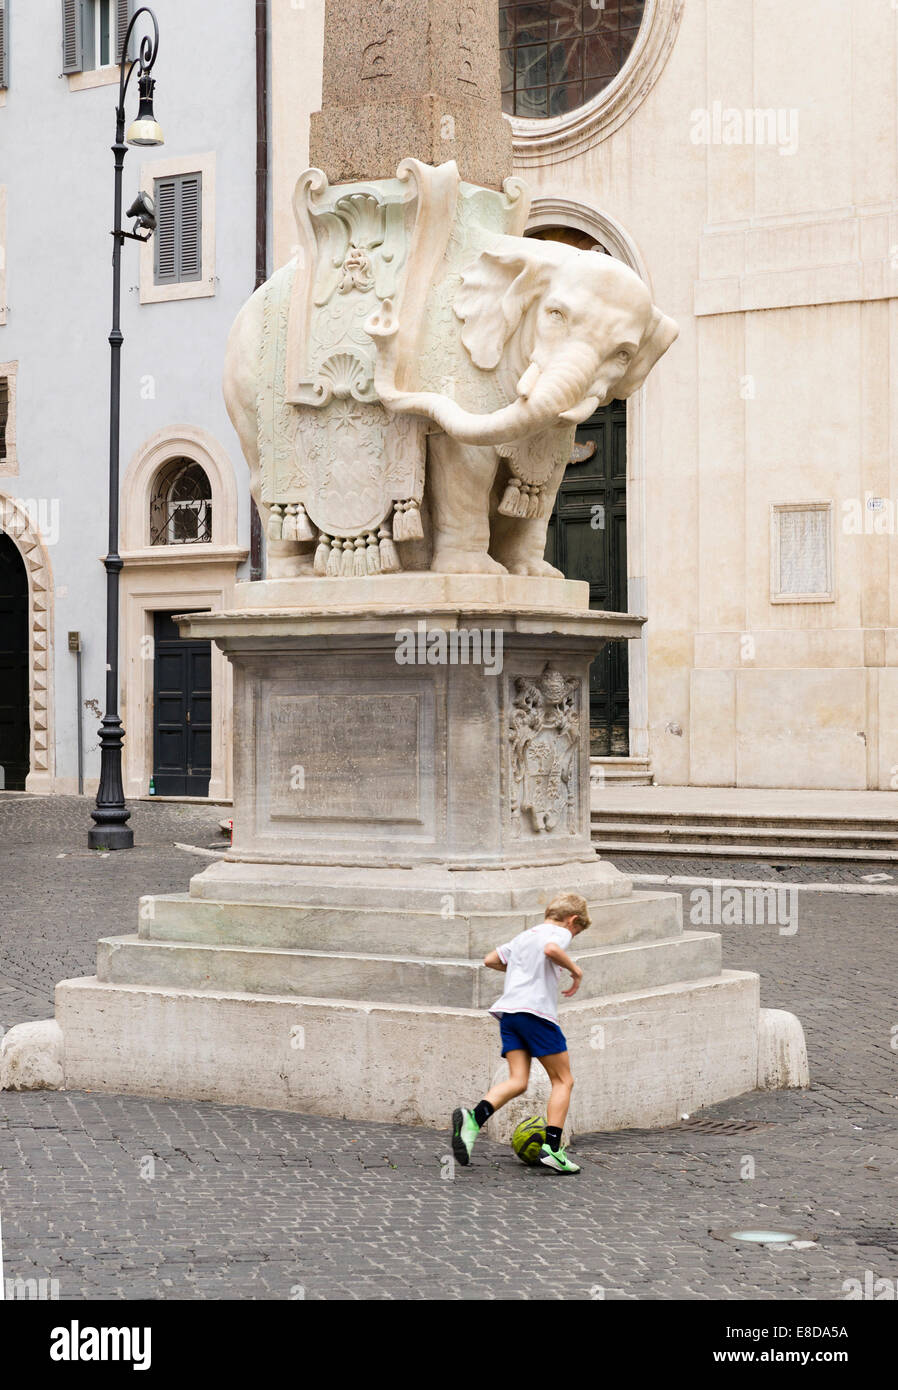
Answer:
[{"left": 318, "top": 351, "right": 377, "bottom": 403}]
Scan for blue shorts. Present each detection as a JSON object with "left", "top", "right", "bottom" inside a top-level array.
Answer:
[{"left": 498, "top": 1012, "right": 568, "bottom": 1058}]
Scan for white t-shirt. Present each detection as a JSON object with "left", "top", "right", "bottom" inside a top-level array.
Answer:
[{"left": 488, "top": 921, "right": 574, "bottom": 1023}]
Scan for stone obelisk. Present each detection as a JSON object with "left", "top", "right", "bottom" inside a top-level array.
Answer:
[{"left": 309, "top": 0, "right": 513, "bottom": 189}]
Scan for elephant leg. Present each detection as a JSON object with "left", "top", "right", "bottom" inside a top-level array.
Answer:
[
  {"left": 427, "top": 435, "right": 508, "bottom": 574},
  {"left": 490, "top": 456, "right": 567, "bottom": 578}
]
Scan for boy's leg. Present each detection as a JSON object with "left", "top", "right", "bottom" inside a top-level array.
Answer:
[
  {"left": 536, "top": 1051, "right": 579, "bottom": 1174},
  {"left": 451, "top": 1050, "right": 531, "bottom": 1166},
  {"left": 484, "top": 1049, "right": 531, "bottom": 1111}
]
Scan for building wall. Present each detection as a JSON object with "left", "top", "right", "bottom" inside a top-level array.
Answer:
[
  {"left": 265, "top": 0, "right": 898, "bottom": 789},
  {"left": 0, "top": 0, "right": 257, "bottom": 794},
  {"left": 511, "top": 0, "right": 898, "bottom": 788},
  {"left": 5, "top": 1, "right": 895, "bottom": 795}
]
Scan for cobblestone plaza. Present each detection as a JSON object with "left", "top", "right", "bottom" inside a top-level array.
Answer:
[{"left": 2, "top": 797, "right": 895, "bottom": 1301}]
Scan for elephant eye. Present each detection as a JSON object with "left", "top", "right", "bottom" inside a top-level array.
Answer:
[
  {"left": 617, "top": 349, "right": 632, "bottom": 363},
  {"left": 546, "top": 307, "right": 565, "bottom": 322}
]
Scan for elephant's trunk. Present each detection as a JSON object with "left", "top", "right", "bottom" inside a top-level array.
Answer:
[{"left": 370, "top": 306, "right": 600, "bottom": 444}]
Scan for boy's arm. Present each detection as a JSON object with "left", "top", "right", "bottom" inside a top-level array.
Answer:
[
  {"left": 483, "top": 949, "right": 507, "bottom": 972},
  {"left": 544, "top": 940, "right": 583, "bottom": 997}
]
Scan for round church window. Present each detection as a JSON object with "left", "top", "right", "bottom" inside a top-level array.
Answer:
[{"left": 500, "top": 0, "right": 646, "bottom": 119}]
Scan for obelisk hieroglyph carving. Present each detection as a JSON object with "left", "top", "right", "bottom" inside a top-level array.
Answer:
[{"left": 309, "top": 0, "right": 514, "bottom": 189}]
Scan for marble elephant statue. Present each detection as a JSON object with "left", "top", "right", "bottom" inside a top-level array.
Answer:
[
  {"left": 223, "top": 162, "right": 677, "bottom": 579},
  {"left": 366, "top": 235, "right": 679, "bottom": 575}
]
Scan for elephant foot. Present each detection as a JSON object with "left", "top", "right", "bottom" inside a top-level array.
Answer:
[
  {"left": 268, "top": 552, "right": 315, "bottom": 579},
  {"left": 501, "top": 557, "right": 565, "bottom": 579},
  {"left": 431, "top": 549, "right": 508, "bottom": 575}
]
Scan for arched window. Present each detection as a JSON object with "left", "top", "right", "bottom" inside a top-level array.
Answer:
[
  {"left": 149, "top": 458, "right": 213, "bottom": 546},
  {"left": 500, "top": 0, "right": 646, "bottom": 119}
]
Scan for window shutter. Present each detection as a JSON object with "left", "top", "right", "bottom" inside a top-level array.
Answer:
[
  {"left": 116, "top": 0, "right": 134, "bottom": 63},
  {"left": 61, "top": 0, "right": 83, "bottom": 74},
  {"left": 178, "top": 176, "right": 202, "bottom": 282},
  {"left": 154, "top": 178, "right": 178, "bottom": 284},
  {"left": 154, "top": 174, "right": 203, "bottom": 286},
  {"left": 0, "top": 1, "right": 9, "bottom": 90}
]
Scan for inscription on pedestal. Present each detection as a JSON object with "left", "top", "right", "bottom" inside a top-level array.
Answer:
[{"left": 269, "top": 691, "right": 422, "bottom": 823}]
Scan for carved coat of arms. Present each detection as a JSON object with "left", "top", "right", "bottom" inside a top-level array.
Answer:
[{"left": 508, "top": 666, "right": 580, "bottom": 835}]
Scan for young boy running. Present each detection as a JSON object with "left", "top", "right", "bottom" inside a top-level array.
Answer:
[{"left": 451, "top": 891, "right": 590, "bottom": 1174}]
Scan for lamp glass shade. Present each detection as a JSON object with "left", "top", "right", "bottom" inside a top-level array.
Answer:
[
  {"left": 126, "top": 117, "right": 165, "bottom": 146},
  {"left": 126, "top": 74, "right": 164, "bottom": 147}
]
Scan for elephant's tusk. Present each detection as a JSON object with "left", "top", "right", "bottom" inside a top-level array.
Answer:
[
  {"left": 559, "top": 395, "right": 599, "bottom": 424},
  {"left": 516, "top": 361, "right": 542, "bottom": 399}
]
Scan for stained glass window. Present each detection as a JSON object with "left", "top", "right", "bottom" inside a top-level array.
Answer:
[{"left": 500, "top": 0, "right": 645, "bottom": 119}]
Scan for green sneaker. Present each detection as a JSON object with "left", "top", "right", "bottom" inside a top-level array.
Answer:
[
  {"left": 451, "top": 1107, "right": 480, "bottom": 1166},
  {"left": 539, "top": 1143, "right": 580, "bottom": 1174}
]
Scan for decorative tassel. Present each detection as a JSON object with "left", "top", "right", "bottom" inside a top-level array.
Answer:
[
  {"left": 366, "top": 533, "right": 381, "bottom": 574},
  {"left": 393, "top": 499, "right": 423, "bottom": 542},
  {"left": 295, "top": 503, "right": 315, "bottom": 542},
  {"left": 517, "top": 485, "right": 531, "bottom": 518},
  {"left": 268, "top": 503, "right": 284, "bottom": 541},
  {"left": 341, "top": 539, "right": 356, "bottom": 576},
  {"left": 526, "top": 487, "right": 541, "bottom": 519},
  {"left": 326, "top": 538, "right": 343, "bottom": 576},
  {"left": 314, "top": 533, "right": 331, "bottom": 575},
  {"left": 281, "top": 503, "right": 299, "bottom": 541},
  {"left": 498, "top": 480, "right": 523, "bottom": 518},
  {"left": 378, "top": 525, "right": 400, "bottom": 574},
  {"left": 353, "top": 536, "right": 367, "bottom": 576}
]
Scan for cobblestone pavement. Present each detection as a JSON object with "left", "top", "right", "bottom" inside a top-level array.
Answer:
[{"left": 1, "top": 796, "right": 896, "bottom": 1300}]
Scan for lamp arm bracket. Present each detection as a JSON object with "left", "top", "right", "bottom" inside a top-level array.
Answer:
[{"left": 117, "top": 5, "right": 160, "bottom": 114}]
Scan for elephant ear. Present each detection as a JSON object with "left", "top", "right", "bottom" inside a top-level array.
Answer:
[
  {"left": 454, "top": 249, "right": 550, "bottom": 371},
  {"left": 612, "top": 307, "right": 679, "bottom": 399}
]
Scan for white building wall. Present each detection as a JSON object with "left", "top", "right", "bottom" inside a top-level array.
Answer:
[{"left": 0, "top": 0, "right": 257, "bottom": 792}]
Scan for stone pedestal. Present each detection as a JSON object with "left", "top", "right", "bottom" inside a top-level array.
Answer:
[{"left": 44, "top": 577, "right": 806, "bottom": 1130}]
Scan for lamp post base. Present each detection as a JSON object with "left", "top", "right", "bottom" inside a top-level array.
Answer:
[{"left": 88, "top": 824, "right": 135, "bottom": 852}]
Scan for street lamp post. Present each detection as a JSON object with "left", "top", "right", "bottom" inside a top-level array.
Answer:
[{"left": 88, "top": 7, "right": 164, "bottom": 851}]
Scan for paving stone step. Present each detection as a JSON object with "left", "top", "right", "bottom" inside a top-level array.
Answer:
[
  {"left": 138, "top": 888, "right": 683, "bottom": 957},
  {"left": 592, "top": 816, "right": 898, "bottom": 839},
  {"left": 97, "top": 930, "right": 720, "bottom": 1008},
  {"left": 593, "top": 839, "right": 898, "bottom": 861}
]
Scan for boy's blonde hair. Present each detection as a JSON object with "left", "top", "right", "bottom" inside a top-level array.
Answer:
[{"left": 545, "top": 892, "right": 591, "bottom": 930}]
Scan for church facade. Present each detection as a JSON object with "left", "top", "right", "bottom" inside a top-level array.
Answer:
[{"left": 2, "top": 0, "right": 896, "bottom": 796}]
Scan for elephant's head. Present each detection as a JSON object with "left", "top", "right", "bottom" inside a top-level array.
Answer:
[{"left": 367, "top": 237, "right": 678, "bottom": 444}]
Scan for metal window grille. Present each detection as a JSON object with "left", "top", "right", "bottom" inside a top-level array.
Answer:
[{"left": 150, "top": 459, "right": 212, "bottom": 547}]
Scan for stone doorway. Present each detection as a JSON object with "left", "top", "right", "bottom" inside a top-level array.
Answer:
[{"left": 152, "top": 612, "right": 212, "bottom": 797}]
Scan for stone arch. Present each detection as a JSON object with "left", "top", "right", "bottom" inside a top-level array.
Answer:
[
  {"left": 122, "top": 424, "right": 240, "bottom": 552},
  {"left": 0, "top": 492, "right": 55, "bottom": 791},
  {"left": 526, "top": 197, "right": 652, "bottom": 764}
]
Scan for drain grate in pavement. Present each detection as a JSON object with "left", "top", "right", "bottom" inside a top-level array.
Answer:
[{"left": 673, "top": 1118, "right": 774, "bottom": 1135}]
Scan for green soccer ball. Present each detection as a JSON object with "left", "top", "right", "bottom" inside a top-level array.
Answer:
[{"left": 512, "top": 1115, "right": 547, "bottom": 1166}]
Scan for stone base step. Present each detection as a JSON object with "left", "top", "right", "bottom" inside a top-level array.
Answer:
[
  {"left": 54, "top": 968, "right": 763, "bottom": 1132},
  {"left": 98, "top": 929, "right": 719, "bottom": 1008},
  {"left": 593, "top": 838, "right": 898, "bottom": 862},
  {"left": 590, "top": 757, "right": 653, "bottom": 787},
  {"left": 592, "top": 817, "right": 898, "bottom": 850},
  {"left": 139, "top": 888, "right": 683, "bottom": 958}
]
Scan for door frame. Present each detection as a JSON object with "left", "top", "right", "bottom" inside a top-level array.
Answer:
[
  {"left": 0, "top": 493, "right": 56, "bottom": 792},
  {"left": 121, "top": 571, "right": 234, "bottom": 801},
  {"left": 527, "top": 198, "right": 651, "bottom": 762}
]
